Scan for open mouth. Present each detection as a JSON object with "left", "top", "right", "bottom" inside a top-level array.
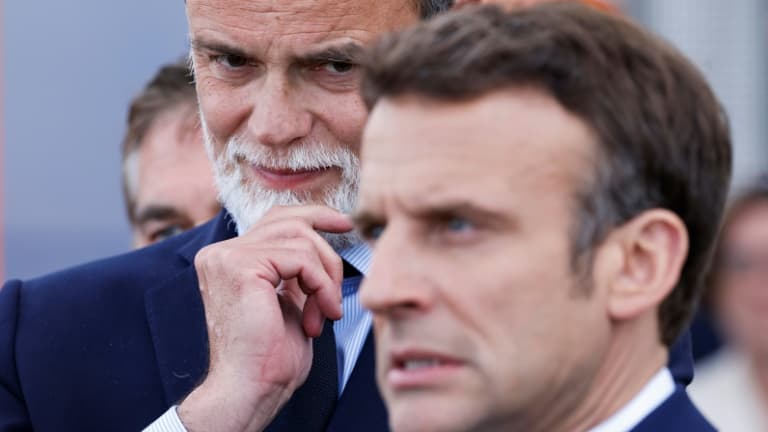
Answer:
[{"left": 388, "top": 351, "right": 464, "bottom": 389}]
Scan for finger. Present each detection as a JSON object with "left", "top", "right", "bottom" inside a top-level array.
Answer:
[
  {"left": 301, "top": 296, "right": 325, "bottom": 338},
  {"left": 298, "top": 267, "right": 342, "bottom": 321},
  {"left": 255, "top": 246, "right": 341, "bottom": 321},
  {"left": 296, "top": 226, "right": 344, "bottom": 307},
  {"left": 256, "top": 205, "right": 354, "bottom": 235},
  {"left": 259, "top": 241, "right": 341, "bottom": 322},
  {"left": 242, "top": 216, "right": 346, "bottom": 313}
]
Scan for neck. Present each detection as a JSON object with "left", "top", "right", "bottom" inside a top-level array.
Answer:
[{"left": 538, "top": 321, "right": 667, "bottom": 432}]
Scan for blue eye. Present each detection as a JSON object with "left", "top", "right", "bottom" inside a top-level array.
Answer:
[
  {"left": 446, "top": 217, "right": 473, "bottom": 232},
  {"left": 358, "top": 223, "right": 385, "bottom": 242},
  {"left": 367, "top": 224, "right": 385, "bottom": 240},
  {"left": 151, "top": 225, "right": 186, "bottom": 243}
]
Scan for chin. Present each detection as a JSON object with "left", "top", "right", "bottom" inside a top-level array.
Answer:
[
  {"left": 386, "top": 394, "right": 488, "bottom": 432},
  {"left": 215, "top": 165, "right": 362, "bottom": 250}
]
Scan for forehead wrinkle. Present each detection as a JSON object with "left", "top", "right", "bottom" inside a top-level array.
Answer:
[
  {"left": 191, "top": 25, "right": 375, "bottom": 65},
  {"left": 364, "top": 143, "right": 589, "bottom": 230},
  {"left": 188, "top": 0, "right": 415, "bottom": 51},
  {"left": 189, "top": 0, "right": 386, "bottom": 34},
  {"left": 190, "top": 0, "right": 368, "bottom": 15}
]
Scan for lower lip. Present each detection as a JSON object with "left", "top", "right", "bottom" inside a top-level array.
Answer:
[
  {"left": 387, "top": 363, "right": 464, "bottom": 390},
  {"left": 252, "top": 166, "right": 332, "bottom": 190}
]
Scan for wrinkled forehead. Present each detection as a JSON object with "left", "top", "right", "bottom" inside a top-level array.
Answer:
[
  {"left": 187, "top": 0, "right": 418, "bottom": 54},
  {"left": 359, "top": 91, "right": 598, "bottom": 213}
]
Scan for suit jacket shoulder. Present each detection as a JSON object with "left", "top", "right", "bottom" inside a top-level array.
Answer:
[
  {"left": 0, "top": 210, "right": 387, "bottom": 432},
  {"left": 0, "top": 211, "right": 234, "bottom": 432},
  {"left": 631, "top": 385, "right": 716, "bottom": 432}
]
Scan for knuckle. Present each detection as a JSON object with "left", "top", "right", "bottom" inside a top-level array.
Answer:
[
  {"left": 195, "top": 243, "right": 230, "bottom": 268},
  {"left": 293, "top": 237, "right": 315, "bottom": 253},
  {"left": 330, "top": 253, "right": 343, "bottom": 269}
]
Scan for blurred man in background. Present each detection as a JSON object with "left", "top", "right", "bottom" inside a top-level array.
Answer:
[
  {"left": 122, "top": 59, "right": 220, "bottom": 248},
  {"left": 355, "top": 4, "right": 730, "bottom": 431},
  {"left": 690, "top": 175, "right": 768, "bottom": 431}
]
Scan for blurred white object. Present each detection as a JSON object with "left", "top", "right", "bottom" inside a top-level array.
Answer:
[{"left": 690, "top": 350, "right": 768, "bottom": 431}]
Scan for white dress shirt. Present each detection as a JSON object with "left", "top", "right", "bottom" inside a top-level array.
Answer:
[
  {"left": 588, "top": 367, "right": 675, "bottom": 432},
  {"left": 144, "top": 244, "right": 373, "bottom": 432}
]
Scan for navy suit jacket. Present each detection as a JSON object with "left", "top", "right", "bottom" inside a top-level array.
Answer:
[
  {"left": 631, "top": 385, "right": 715, "bottom": 432},
  {"left": 0, "top": 209, "right": 693, "bottom": 431},
  {"left": 0, "top": 211, "right": 387, "bottom": 432}
]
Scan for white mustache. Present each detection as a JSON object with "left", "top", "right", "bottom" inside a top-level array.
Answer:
[
  {"left": 199, "top": 117, "right": 362, "bottom": 247},
  {"left": 225, "top": 135, "right": 357, "bottom": 172}
]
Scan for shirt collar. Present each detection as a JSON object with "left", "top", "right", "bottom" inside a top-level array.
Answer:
[
  {"left": 588, "top": 367, "right": 675, "bottom": 432},
  {"left": 337, "top": 242, "right": 371, "bottom": 276}
]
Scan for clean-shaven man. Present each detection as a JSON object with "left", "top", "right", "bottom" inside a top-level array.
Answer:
[
  {"left": 121, "top": 58, "right": 220, "bottom": 248},
  {"left": 354, "top": 4, "right": 730, "bottom": 431}
]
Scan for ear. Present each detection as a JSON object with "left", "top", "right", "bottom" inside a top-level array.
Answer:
[{"left": 602, "top": 209, "right": 689, "bottom": 321}]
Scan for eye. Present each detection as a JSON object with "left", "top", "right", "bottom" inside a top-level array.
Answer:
[
  {"left": 212, "top": 53, "right": 249, "bottom": 69},
  {"left": 150, "top": 225, "right": 186, "bottom": 244},
  {"left": 359, "top": 223, "right": 386, "bottom": 242},
  {"left": 431, "top": 216, "right": 479, "bottom": 244},
  {"left": 322, "top": 61, "right": 354, "bottom": 74},
  {"left": 445, "top": 217, "right": 473, "bottom": 233}
]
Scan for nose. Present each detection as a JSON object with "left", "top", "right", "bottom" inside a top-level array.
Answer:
[
  {"left": 360, "top": 226, "right": 434, "bottom": 317},
  {"left": 247, "top": 73, "right": 312, "bottom": 148}
]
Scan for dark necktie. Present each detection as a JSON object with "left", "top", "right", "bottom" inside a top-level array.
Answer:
[{"left": 264, "top": 260, "right": 359, "bottom": 431}]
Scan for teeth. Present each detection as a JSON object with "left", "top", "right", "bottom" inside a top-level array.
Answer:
[{"left": 403, "top": 359, "right": 441, "bottom": 370}]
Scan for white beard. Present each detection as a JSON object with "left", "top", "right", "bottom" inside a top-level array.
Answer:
[{"left": 200, "top": 117, "right": 362, "bottom": 251}]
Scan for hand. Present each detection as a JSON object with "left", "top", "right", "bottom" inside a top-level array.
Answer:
[{"left": 178, "top": 205, "right": 352, "bottom": 432}]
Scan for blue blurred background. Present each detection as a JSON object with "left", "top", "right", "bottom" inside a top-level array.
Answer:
[
  {"left": 2, "top": 0, "right": 188, "bottom": 279},
  {"left": 1, "top": 0, "right": 767, "bottom": 279}
]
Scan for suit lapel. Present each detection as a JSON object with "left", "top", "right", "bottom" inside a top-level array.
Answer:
[
  {"left": 143, "top": 210, "right": 389, "bottom": 428},
  {"left": 631, "top": 385, "right": 716, "bottom": 432},
  {"left": 144, "top": 210, "right": 238, "bottom": 405},
  {"left": 327, "top": 330, "right": 389, "bottom": 432}
]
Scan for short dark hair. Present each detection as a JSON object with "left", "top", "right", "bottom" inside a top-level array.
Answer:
[
  {"left": 416, "top": 0, "right": 454, "bottom": 18},
  {"left": 361, "top": 3, "right": 732, "bottom": 346},
  {"left": 121, "top": 58, "right": 198, "bottom": 224}
]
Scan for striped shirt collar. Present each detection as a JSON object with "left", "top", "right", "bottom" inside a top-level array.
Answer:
[{"left": 337, "top": 242, "right": 371, "bottom": 277}]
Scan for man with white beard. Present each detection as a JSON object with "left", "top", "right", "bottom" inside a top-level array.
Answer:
[
  {"left": 0, "top": 1, "right": 451, "bottom": 431},
  {"left": 210, "top": 134, "right": 361, "bottom": 249},
  {"left": 0, "top": 2, "right": 701, "bottom": 432}
]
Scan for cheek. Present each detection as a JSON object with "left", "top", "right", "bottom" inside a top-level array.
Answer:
[
  {"left": 721, "top": 282, "right": 766, "bottom": 332},
  {"left": 312, "top": 92, "right": 367, "bottom": 150},
  {"left": 197, "top": 78, "right": 251, "bottom": 148},
  {"left": 460, "top": 261, "right": 595, "bottom": 367}
]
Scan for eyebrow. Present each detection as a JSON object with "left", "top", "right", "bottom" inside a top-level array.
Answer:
[
  {"left": 410, "top": 201, "right": 509, "bottom": 226},
  {"left": 134, "top": 205, "right": 187, "bottom": 226},
  {"left": 190, "top": 38, "right": 249, "bottom": 59},
  {"left": 295, "top": 42, "right": 365, "bottom": 66},
  {"left": 189, "top": 39, "right": 365, "bottom": 69},
  {"left": 352, "top": 199, "right": 513, "bottom": 229}
]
